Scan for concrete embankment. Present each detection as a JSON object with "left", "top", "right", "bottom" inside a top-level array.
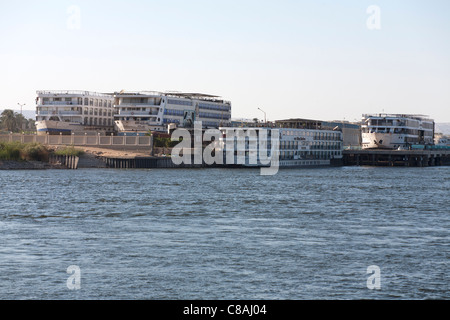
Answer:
[{"left": 0, "top": 160, "right": 61, "bottom": 170}]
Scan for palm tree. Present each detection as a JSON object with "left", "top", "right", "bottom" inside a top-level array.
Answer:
[
  {"left": 15, "top": 113, "right": 26, "bottom": 131},
  {"left": 0, "top": 109, "right": 16, "bottom": 132}
]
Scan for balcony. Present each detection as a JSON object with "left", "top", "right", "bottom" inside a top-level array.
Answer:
[
  {"left": 41, "top": 101, "right": 78, "bottom": 106},
  {"left": 117, "top": 103, "right": 161, "bottom": 107},
  {"left": 118, "top": 111, "right": 159, "bottom": 116}
]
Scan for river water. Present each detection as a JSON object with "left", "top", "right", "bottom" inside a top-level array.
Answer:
[{"left": 0, "top": 166, "right": 448, "bottom": 299}]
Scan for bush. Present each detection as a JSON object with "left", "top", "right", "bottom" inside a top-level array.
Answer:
[
  {"left": 154, "top": 136, "right": 181, "bottom": 148},
  {"left": 0, "top": 142, "right": 49, "bottom": 161},
  {"left": 54, "top": 146, "right": 84, "bottom": 157},
  {"left": 0, "top": 142, "right": 22, "bottom": 160},
  {"left": 21, "top": 143, "right": 49, "bottom": 161}
]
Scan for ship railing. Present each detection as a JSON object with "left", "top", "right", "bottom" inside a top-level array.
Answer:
[
  {"left": 118, "top": 111, "right": 158, "bottom": 116},
  {"left": 37, "top": 90, "right": 113, "bottom": 97},
  {"left": 116, "top": 103, "right": 161, "bottom": 107},
  {"left": 37, "top": 111, "right": 83, "bottom": 116},
  {"left": 41, "top": 101, "right": 77, "bottom": 106}
]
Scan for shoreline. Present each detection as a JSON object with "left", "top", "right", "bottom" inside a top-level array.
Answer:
[
  {"left": 0, "top": 160, "right": 63, "bottom": 170},
  {"left": 0, "top": 146, "right": 154, "bottom": 170}
]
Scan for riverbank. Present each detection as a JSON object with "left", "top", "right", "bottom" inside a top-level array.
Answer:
[
  {"left": 0, "top": 160, "right": 63, "bottom": 170},
  {"left": 0, "top": 146, "right": 152, "bottom": 170}
]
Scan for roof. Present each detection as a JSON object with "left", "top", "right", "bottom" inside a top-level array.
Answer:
[{"left": 165, "top": 92, "right": 221, "bottom": 98}]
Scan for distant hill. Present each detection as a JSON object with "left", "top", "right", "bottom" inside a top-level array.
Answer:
[
  {"left": 435, "top": 123, "right": 450, "bottom": 135},
  {"left": 0, "top": 109, "right": 35, "bottom": 120}
]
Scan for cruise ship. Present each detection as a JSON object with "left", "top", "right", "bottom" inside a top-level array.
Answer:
[
  {"left": 35, "top": 90, "right": 115, "bottom": 135},
  {"left": 361, "top": 114, "right": 435, "bottom": 149},
  {"left": 219, "top": 118, "right": 343, "bottom": 168},
  {"left": 113, "top": 91, "right": 231, "bottom": 134}
]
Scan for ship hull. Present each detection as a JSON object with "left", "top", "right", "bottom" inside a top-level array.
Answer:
[
  {"left": 36, "top": 120, "right": 113, "bottom": 135},
  {"left": 362, "top": 132, "right": 395, "bottom": 149},
  {"left": 114, "top": 120, "right": 165, "bottom": 133}
]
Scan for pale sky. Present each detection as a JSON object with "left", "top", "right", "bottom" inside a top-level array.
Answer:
[{"left": 1, "top": 0, "right": 449, "bottom": 122}]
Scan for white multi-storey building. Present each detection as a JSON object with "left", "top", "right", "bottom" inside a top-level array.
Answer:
[
  {"left": 219, "top": 118, "right": 343, "bottom": 168},
  {"left": 113, "top": 91, "right": 232, "bottom": 134},
  {"left": 35, "top": 90, "right": 115, "bottom": 135},
  {"left": 361, "top": 114, "right": 435, "bottom": 149}
]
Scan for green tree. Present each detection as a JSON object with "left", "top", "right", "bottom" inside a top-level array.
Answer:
[
  {"left": 15, "top": 113, "right": 26, "bottom": 131},
  {"left": 0, "top": 110, "right": 35, "bottom": 132},
  {"left": 26, "top": 118, "right": 36, "bottom": 131},
  {"left": 0, "top": 109, "right": 16, "bottom": 132}
]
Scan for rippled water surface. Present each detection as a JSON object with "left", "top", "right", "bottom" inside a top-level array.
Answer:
[{"left": 0, "top": 167, "right": 448, "bottom": 299}]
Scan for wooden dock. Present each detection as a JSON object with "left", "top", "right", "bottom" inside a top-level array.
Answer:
[{"left": 343, "top": 149, "right": 450, "bottom": 167}]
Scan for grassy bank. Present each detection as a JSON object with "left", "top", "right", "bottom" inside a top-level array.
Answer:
[
  {"left": 53, "top": 146, "right": 85, "bottom": 157},
  {"left": 0, "top": 141, "right": 49, "bottom": 161}
]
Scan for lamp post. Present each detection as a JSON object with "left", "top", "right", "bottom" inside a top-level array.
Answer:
[
  {"left": 257, "top": 107, "right": 266, "bottom": 124},
  {"left": 17, "top": 103, "right": 26, "bottom": 131},
  {"left": 17, "top": 103, "right": 26, "bottom": 115}
]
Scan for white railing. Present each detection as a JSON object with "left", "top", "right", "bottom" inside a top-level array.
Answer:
[
  {"left": 117, "top": 103, "right": 161, "bottom": 106},
  {"left": 41, "top": 101, "right": 78, "bottom": 106},
  {"left": 118, "top": 111, "right": 155, "bottom": 116},
  {"left": 0, "top": 133, "right": 152, "bottom": 147},
  {"left": 37, "top": 90, "right": 113, "bottom": 98}
]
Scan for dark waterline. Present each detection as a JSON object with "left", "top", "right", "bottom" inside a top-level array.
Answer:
[{"left": 0, "top": 166, "right": 448, "bottom": 299}]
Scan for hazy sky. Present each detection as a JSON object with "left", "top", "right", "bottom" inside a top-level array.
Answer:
[{"left": 1, "top": 0, "right": 449, "bottom": 122}]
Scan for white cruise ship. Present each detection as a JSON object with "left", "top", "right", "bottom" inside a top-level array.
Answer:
[
  {"left": 361, "top": 114, "right": 435, "bottom": 149},
  {"left": 35, "top": 90, "right": 115, "bottom": 135},
  {"left": 219, "top": 118, "right": 343, "bottom": 168},
  {"left": 113, "top": 91, "right": 231, "bottom": 134}
]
